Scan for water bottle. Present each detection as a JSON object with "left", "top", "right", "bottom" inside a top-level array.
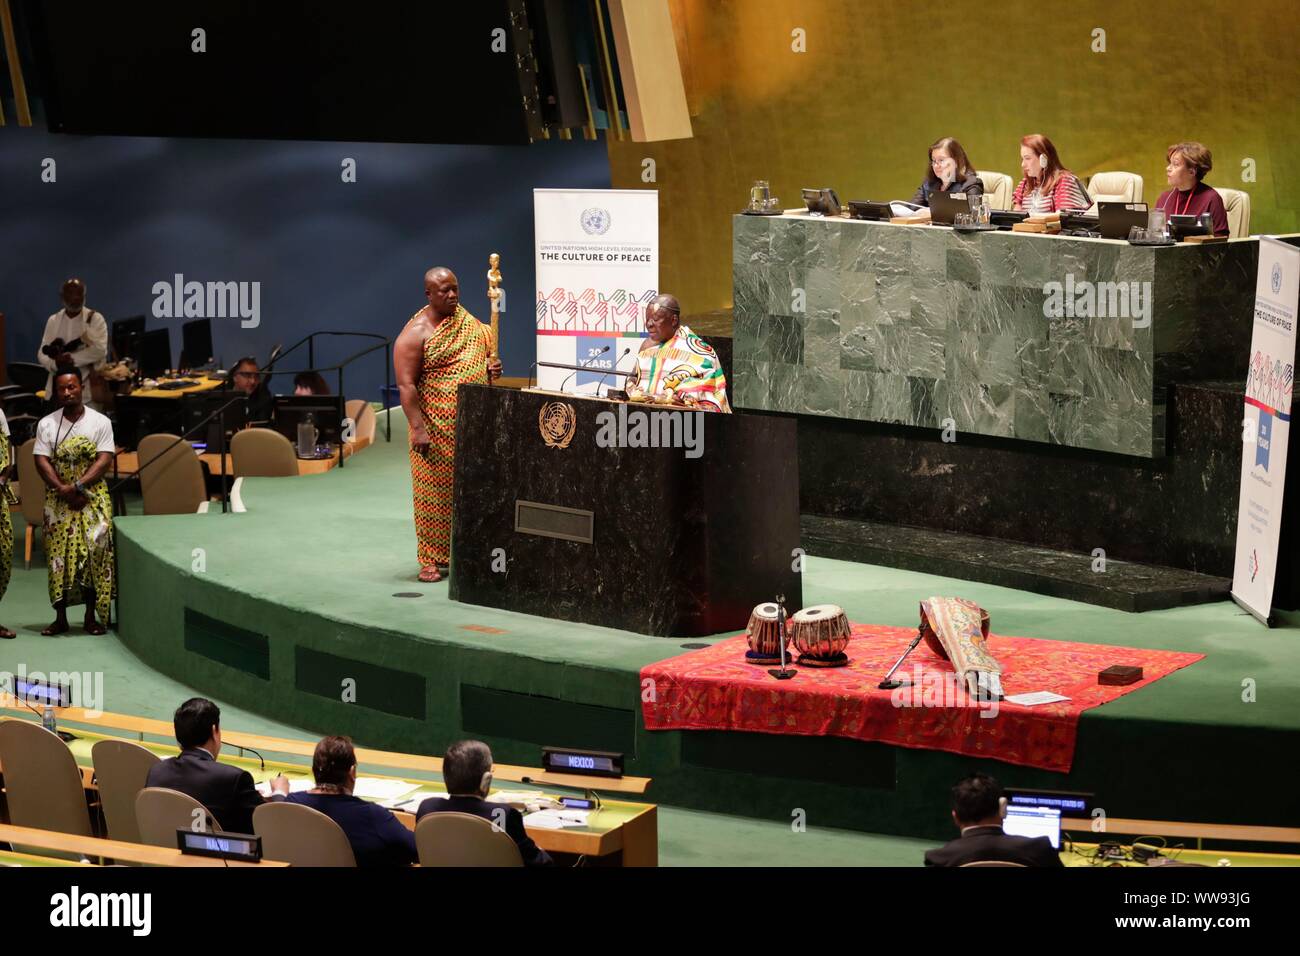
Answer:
[
  {"left": 296, "top": 413, "right": 317, "bottom": 457},
  {"left": 43, "top": 705, "right": 57, "bottom": 735}
]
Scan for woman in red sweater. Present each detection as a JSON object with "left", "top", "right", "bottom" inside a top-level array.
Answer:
[
  {"left": 1155, "top": 142, "right": 1230, "bottom": 237},
  {"left": 1011, "top": 134, "right": 1090, "bottom": 214}
]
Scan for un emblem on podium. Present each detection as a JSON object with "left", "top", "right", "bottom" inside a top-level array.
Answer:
[{"left": 539, "top": 401, "right": 577, "bottom": 449}]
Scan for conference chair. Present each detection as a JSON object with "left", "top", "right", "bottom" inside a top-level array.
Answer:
[
  {"left": 91, "top": 739, "right": 161, "bottom": 844},
  {"left": 1085, "top": 171, "right": 1144, "bottom": 213},
  {"left": 1214, "top": 187, "right": 1251, "bottom": 239},
  {"left": 16, "top": 438, "right": 45, "bottom": 568},
  {"left": 230, "top": 426, "right": 298, "bottom": 478},
  {"left": 975, "top": 170, "right": 1013, "bottom": 211},
  {"left": 135, "top": 787, "right": 219, "bottom": 848},
  {"left": 0, "top": 719, "right": 95, "bottom": 838},
  {"left": 415, "top": 811, "right": 524, "bottom": 867},
  {"left": 137, "top": 433, "right": 206, "bottom": 514},
  {"left": 6, "top": 362, "right": 47, "bottom": 395},
  {"left": 345, "top": 399, "right": 376, "bottom": 446},
  {"left": 253, "top": 801, "right": 357, "bottom": 867},
  {"left": 959, "top": 860, "right": 1028, "bottom": 867}
]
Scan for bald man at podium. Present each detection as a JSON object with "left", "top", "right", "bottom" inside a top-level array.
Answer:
[{"left": 625, "top": 295, "right": 731, "bottom": 413}]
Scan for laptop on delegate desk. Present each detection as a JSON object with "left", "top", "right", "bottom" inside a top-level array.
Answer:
[
  {"left": 1002, "top": 804, "right": 1062, "bottom": 849},
  {"left": 1098, "top": 201, "right": 1149, "bottom": 240},
  {"left": 929, "top": 190, "right": 973, "bottom": 225}
]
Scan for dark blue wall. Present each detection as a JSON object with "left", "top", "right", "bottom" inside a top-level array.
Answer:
[{"left": 0, "top": 127, "right": 611, "bottom": 401}]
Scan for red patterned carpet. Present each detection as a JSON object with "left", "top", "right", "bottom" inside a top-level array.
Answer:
[{"left": 640, "top": 623, "right": 1204, "bottom": 772}]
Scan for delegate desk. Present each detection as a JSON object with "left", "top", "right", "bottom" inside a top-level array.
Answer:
[
  {"left": 732, "top": 212, "right": 1259, "bottom": 457},
  {"left": 0, "top": 709, "right": 657, "bottom": 866},
  {"left": 449, "top": 384, "right": 801, "bottom": 637}
]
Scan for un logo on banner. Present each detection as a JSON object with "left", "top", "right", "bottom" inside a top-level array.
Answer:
[
  {"left": 1272, "top": 262, "right": 1283, "bottom": 295},
  {"left": 580, "top": 207, "right": 611, "bottom": 235}
]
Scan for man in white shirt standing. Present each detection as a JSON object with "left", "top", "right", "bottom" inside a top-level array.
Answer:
[
  {"left": 33, "top": 367, "right": 117, "bottom": 636},
  {"left": 38, "top": 278, "right": 108, "bottom": 398}
]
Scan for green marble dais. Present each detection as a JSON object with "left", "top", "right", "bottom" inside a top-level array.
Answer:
[{"left": 732, "top": 214, "right": 1257, "bottom": 456}]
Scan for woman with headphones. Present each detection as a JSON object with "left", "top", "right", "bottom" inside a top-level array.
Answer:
[
  {"left": 909, "top": 136, "right": 984, "bottom": 208},
  {"left": 1012, "top": 134, "right": 1090, "bottom": 214}
]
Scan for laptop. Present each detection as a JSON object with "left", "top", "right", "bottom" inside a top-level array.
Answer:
[
  {"left": 801, "top": 187, "right": 841, "bottom": 217},
  {"left": 929, "top": 190, "right": 974, "bottom": 225},
  {"left": 847, "top": 200, "right": 892, "bottom": 221},
  {"left": 1003, "top": 804, "right": 1063, "bottom": 848},
  {"left": 1098, "top": 201, "right": 1149, "bottom": 240}
]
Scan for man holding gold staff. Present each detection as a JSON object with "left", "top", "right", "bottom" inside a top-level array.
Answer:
[
  {"left": 394, "top": 266, "right": 502, "bottom": 584},
  {"left": 625, "top": 294, "right": 731, "bottom": 413}
]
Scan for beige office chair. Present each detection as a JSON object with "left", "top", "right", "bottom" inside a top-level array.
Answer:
[
  {"left": 137, "top": 433, "right": 206, "bottom": 515},
  {"left": 959, "top": 860, "right": 1028, "bottom": 867},
  {"left": 975, "top": 170, "right": 1013, "bottom": 211},
  {"left": 415, "top": 811, "right": 524, "bottom": 867},
  {"left": 16, "top": 437, "right": 44, "bottom": 569},
  {"left": 91, "top": 739, "right": 161, "bottom": 844},
  {"left": 0, "top": 718, "right": 94, "bottom": 837},
  {"left": 135, "top": 787, "right": 219, "bottom": 848},
  {"left": 344, "top": 399, "right": 376, "bottom": 445},
  {"left": 253, "top": 801, "right": 357, "bottom": 867},
  {"left": 1086, "top": 171, "right": 1144, "bottom": 213},
  {"left": 1214, "top": 187, "right": 1251, "bottom": 238},
  {"left": 230, "top": 427, "right": 298, "bottom": 478}
]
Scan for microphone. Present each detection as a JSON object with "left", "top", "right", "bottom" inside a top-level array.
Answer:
[
  {"left": 595, "top": 347, "right": 632, "bottom": 395},
  {"left": 560, "top": 345, "right": 610, "bottom": 393},
  {"left": 527, "top": 360, "right": 539, "bottom": 390}
]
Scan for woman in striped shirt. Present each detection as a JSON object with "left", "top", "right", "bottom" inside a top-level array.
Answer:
[{"left": 1012, "top": 134, "right": 1090, "bottom": 214}]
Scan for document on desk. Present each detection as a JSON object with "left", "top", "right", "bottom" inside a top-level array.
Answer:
[
  {"left": 523, "top": 809, "right": 589, "bottom": 830},
  {"left": 352, "top": 777, "right": 423, "bottom": 801},
  {"left": 1004, "top": 691, "right": 1071, "bottom": 706},
  {"left": 254, "top": 777, "right": 315, "bottom": 797}
]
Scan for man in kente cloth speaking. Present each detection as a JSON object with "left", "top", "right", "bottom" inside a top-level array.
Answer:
[
  {"left": 625, "top": 294, "right": 731, "bottom": 413},
  {"left": 395, "top": 267, "right": 502, "bottom": 583}
]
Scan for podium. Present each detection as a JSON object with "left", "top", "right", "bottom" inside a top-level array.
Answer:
[{"left": 449, "top": 385, "right": 801, "bottom": 637}]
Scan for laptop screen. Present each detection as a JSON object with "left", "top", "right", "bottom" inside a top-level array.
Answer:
[{"left": 1003, "top": 805, "right": 1062, "bottom": 848}]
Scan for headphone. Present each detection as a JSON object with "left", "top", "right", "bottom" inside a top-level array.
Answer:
[
  {"left": 479, "top": 770, "right": 494, "bottom": 795},
  {"left": 1039, "top": 153, "right": 1048, "bottom": 171}
]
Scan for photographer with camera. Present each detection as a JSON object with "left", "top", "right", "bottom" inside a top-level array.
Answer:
[{"left": 38, "top": 277, "right": 108, "bottom": 401}]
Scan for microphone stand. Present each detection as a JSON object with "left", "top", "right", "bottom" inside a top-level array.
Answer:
[
  {"left": 878, "top": 625, "right": 926, "bottom": 690},
  {"left": 560, "top": 347, "right": 610, "bottom": 394},
  {"left": 767, "top": 593, "right": 796, "bottom": 680},
  {"left": 595, "top": 347, "right": 632, "bottom": 396}
]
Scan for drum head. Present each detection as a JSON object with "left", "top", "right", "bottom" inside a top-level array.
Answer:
[
  {"left": 792, "top": 603, "right": 844, "bottom": 623},
  {"left": 751, "top": 603, "right": 780, "bottom": 620}
]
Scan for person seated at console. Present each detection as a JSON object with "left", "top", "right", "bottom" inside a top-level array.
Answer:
[
  {"left": 1155, "top": 141, "right": 1229, "bottom": 237},
  {"left": 909, "top": 137, "right": 983, "bottom": 209},
  {"left": 1012, "top": 134, "right": 1090, "bottom": 214},
  {"left": 146, "top": 697, "right": 289, "bottom": 834},
  {"left": 230, "top": 356, "right": 274, "bottom": 422},
  {"left": 286, "top": 736, "right": 417, "bottom": 866},
  {"left": 415, "top": 739, "right": 553, "bottom": 866},
  {"left": 293, "top": 371, "right": 330, "bottom": 396},
  {"left": 624, "top": 294, "right": 731, "bottom": 413},
  {"left": 924, "top": 772, "right": 1063, "bottom": 867}
]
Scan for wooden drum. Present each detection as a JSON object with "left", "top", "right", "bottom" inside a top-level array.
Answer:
[
  {"left": 745, "top": 602, "right": 786, "bottom": 664},
  {"left": 790, "top": 604, "right": 852, "bottom": 667}
]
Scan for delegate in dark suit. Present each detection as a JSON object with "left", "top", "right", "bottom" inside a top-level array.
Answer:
[
  {"left": 146, "top": 747, "right": 280, "bottom": 835},
  {"left": 415, "top": 795, "right": 554, "bottom": 867},
  {"left": 924, "top": 825, "right": 1064, "bottom": 867},
  {"left": 287, "top": 792, "right": 417, "bottom": 867}
]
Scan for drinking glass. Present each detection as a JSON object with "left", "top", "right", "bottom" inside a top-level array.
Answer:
[
  {"left": 750, "top": 180, "right": 771, "bottom": 212},
  {"left": 1148, "top": 209, "right": 1167, "bottom": 237}
]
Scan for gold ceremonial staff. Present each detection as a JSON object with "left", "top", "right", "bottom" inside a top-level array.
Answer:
[{"left": 486, "top": 252, "right": 502, "bottom": 385}]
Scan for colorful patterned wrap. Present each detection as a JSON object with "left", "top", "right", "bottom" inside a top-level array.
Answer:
[
  {"left": 625, "top": 325, "right": 731, "bottom": 413},
  {"left": 44, "top": 434, "right": 115, "bottom": 621},
  {"left": 408, "top": 305, "right": 491, "bottom": 568},
  {"left": 0, "top": 432, "right": 12, "bottom": 605},
  {"left": 919, "top": 596, "right": 1004, "bottom": 699}
]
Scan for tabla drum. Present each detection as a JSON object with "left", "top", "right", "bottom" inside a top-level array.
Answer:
[
  {"left": 745, "top": 602, "right": 786, "bottom": 664},
  {"left": 790, "top": 604, "right": 852, "bottom": 667}
]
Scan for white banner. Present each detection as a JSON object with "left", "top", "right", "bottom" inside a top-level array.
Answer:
[
  {"left": 534, "top": 188, "right": 658, "bottom": 394},
  {"left": 1231, "top": 237, "right": 1298, "bottom": 625}
]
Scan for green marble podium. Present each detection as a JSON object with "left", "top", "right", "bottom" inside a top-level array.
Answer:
[{"left": 732, "top": 213, "right": 1257, "bottom": 457}]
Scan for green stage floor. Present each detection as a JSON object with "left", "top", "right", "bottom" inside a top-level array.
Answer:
[{"left": 6, "top": 408, "right": 1298, "bottom": 858}]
